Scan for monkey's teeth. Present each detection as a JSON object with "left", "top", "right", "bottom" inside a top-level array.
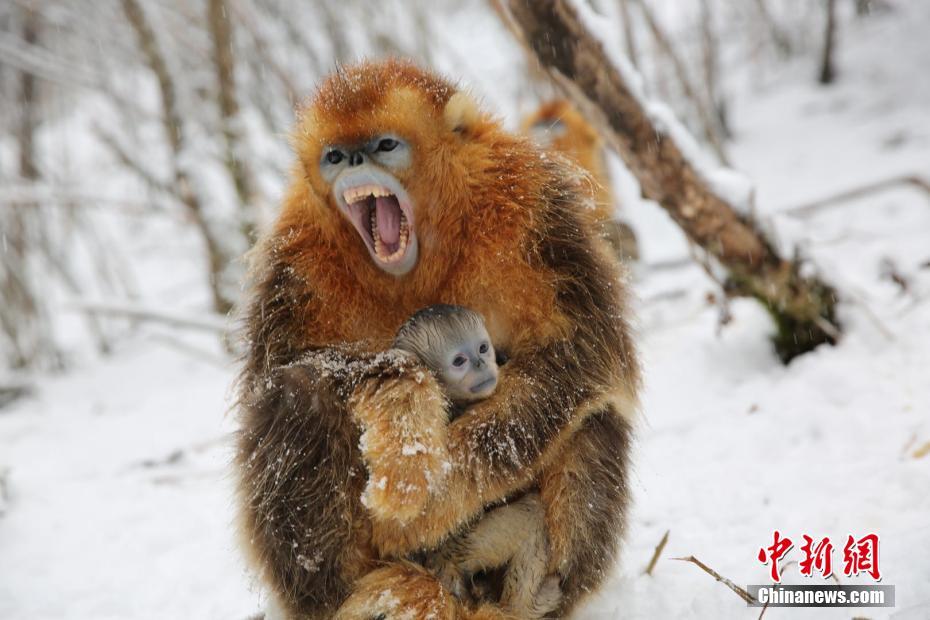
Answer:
[
  {"left": 371, "top": 212, "right": 409, "bottom": 262},
  {"left": 343, "top": 184, "right": 392, "bottom": 205}
]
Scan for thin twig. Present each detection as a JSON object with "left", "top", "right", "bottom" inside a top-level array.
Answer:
[
  {"left": 630, "top": 0, "right": 730, "bottom": 164},
  {"left": 784, "top": 175, "right": 930, "bottom": 217},
  {"left": 147, "top": 332, "right": 229, "bottom": 367},
  {"left": 644, "top": 529, "right": 670, "bottom": 575},
  {"left": 672, "top": 555, "right": 757, "bottom": 605},
  {"left": 65, "top": 301, "right": 227, "bottom": 333},
  {"left": 846, "top": 289, "right": 895, "bottom": 341}
]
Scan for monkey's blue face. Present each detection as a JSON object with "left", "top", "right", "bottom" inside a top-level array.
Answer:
[
  {"left": 321, "top": 134, "right": 418, "bottom": 276},
  {"left": 440, "top": 329, "right": 498, "bottom": 402}
]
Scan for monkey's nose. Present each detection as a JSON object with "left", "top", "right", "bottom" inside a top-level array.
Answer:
[
  {"left": 473, "top": 357, "right": 485, "bottom": 369},
  {"left": 349, "top": 152, "right": 365, "bottom": 166}
]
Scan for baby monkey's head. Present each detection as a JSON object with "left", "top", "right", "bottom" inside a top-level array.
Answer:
[{"left": 393, "top": 305, "right": 498, "bottom": 403}]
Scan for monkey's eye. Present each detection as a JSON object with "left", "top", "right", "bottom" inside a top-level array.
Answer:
[
  {"left": 325, "top": 150, "right": 345, "bottom": 165},
  {"left": 376, "top": 138, "right": 399, "bottom": 152},
  {"left": 479, "top": 342, "right": 490, "bottom": 355},
  {"left": 452, "top": 355, "right": 467, "bottom": 368}
]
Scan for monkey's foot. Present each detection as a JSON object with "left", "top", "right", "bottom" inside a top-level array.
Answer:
[
  {"left": 335, "top": 562, "right": 511, "bottom": 620},
  {"left": 425, "top": 552, "right": 470, "bottom": 602},
  {"left": 334, "top": 562, "right": 456, "bottom": 620}
]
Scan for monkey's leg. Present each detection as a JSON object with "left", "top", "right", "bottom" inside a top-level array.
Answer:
[
  {"left": 497, "top": 496, "right": 561, "bottom": 620},
  {"left": 440, "top": 496, "right": 536, "bottom": 575},
  {"left": 435, "top": 495, "right": 560, "bottom": 619},
  {"left": 538, "top": 404, "right": 633, "bottom": 616}
]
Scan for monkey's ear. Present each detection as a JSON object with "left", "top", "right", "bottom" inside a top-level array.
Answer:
[{"left": 444, "top": 91, "right": 479, "bottom": 135}]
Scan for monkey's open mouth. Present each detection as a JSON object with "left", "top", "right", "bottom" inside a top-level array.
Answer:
[
  {"left": 334, "top": 172, "right": 418, "bottom": 276},
  {"left": 344, "top": 185, "right": 410, "bottom": 262}
]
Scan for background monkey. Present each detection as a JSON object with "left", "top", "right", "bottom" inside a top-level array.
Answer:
[
  {"left": 523, "top": 99, "right": 640, "bottom": 262},
  {"left": 392, "top": 304, "right": 559, "bottom": 619},
  {"left": 237, "top": 60, "right": 640, "bottom": 619}
]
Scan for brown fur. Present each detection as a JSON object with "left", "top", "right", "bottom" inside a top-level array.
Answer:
[
  {"left": 236, "top": 59, "right": 639, "bottom": 619},
  {"left": 523, "top": 99, "right": 639, "bottom": 262}
]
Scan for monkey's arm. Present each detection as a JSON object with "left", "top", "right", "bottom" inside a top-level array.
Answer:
[
  {"left": 289, "top": 346, "right": 451, "bottom": 524},
  {"left": 237, "top": 343, "right": 450, "bottom": 617},
  {"left": 362, "top": 202, "right": 639, "bottom": 554}
]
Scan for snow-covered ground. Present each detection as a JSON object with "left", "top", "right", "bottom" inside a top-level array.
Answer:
[{"left": 2, "top": 4, "right": 929, "bottom": 619}]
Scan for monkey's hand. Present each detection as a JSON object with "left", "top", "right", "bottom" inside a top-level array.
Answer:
[{"left": 349, "top": 353, "right": 451, "bottom": 524}]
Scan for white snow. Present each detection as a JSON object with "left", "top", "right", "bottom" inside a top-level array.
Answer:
[{"left": 2, "top": 2, "right": 930, "bottom": 619}]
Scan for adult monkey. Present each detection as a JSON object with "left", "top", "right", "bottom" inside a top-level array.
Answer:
[
  {"left": 236, "top": 60, "right": 639, "bottom": 619},
  {"left": 523, "top": 100, "right": 639, "bottom": 262}
]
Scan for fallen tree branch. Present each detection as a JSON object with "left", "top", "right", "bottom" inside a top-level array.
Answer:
[{"left": 502, "top": 0, "right": 841, "bottom": 362}]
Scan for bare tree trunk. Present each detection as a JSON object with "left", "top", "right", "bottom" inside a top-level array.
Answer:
[
  {"left": 819, "top": 0, "right": 838, "bottom": 84},
  {"left": 121, "top": 0, "right": 234, "bottom": 315},
  {"left": 631, "top": 0, "right": 730, "bottom": 164},
  {"left": 207, "top": 0, "right": 258, "bottom": 244},
  {"left": 504, "top": 0, "right": 841, "bottom": 361},
  {"left": 753, "top": 0, "right": 793, "bottom": 58},
  {"left": 0, "top": 7, "right": 60, "bottom": 370},
  {"left": 698, "top": 0, "right": 731, "bottom": 139}
]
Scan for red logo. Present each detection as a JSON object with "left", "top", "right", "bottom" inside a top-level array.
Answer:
[
  {"left": 758, "top": 532, "right": 881, "bottom": 582},
  {"left": 757, "top": 530, "right": 794, "bottom": 582},
  {"left": 843, "top": 534, "right": 881, "bottom": 581},
  {"left": 799, "top": 535, "right": 834, "bottom": 579}
]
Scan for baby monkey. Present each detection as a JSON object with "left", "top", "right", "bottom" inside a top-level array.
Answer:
[
  {"left": 393, "top": 304, "right": 499, "bottom": 413},
  {"left": 392, "top": 305, "right": 560, "bottom": 619}
]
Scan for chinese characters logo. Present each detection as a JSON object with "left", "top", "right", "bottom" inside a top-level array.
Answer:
[{"left": 758, "top": 531, "right": 880, "bottom": 582}]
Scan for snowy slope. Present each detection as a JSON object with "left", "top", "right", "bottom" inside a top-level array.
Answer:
[{"left": 2, "top": 3, "right": 929, "bottom": 620}]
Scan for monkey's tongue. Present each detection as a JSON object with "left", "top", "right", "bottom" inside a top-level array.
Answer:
[{"left": 375, "top": 196, "right": 401, "bottom": 245}]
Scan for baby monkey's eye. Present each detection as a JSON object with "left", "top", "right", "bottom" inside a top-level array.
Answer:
[
  {"left": 325, "top": 150, "right": 344, "bottom": 165},
  {"left": 377, "top": 138, "right": 399, "bottom": 152},
  {"left": 452, "top": 355, "right": 467, "bottom": 368},
  {"left": 479, "top": 342, "right": 490, "bottom": 354}
]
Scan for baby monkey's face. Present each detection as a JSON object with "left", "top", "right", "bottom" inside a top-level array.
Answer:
[{"left": 439, "top": 326, "right": 498, "bottom": 403}]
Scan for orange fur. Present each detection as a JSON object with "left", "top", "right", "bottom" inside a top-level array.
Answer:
[
  {"left": 522, "top": 100, "right": 613, "bottom": 225},
  {"left": 523, "top": 100, "right": 639, "bottom": 261},
  {"left": 278, "top": 65, "right": 569, "bottom": 353},
  {"left": 334, "top": 562, "right": 514, "bottom": 620},
  {"left": 237, "top": 60, "right": 639, "bottom": 619}
]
